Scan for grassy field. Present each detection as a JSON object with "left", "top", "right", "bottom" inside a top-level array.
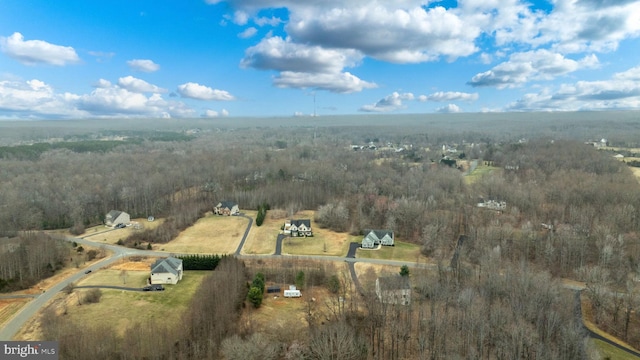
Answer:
[
  {"left": 592, "top": 339, "right": 640, "bottom": 360},
  {"left": 465, "top": 164, "right": 500, "bottom": 184},
  {"left": 356, "top": 240, "right": 425, "bottom": 262},
  {"left": 80, "top": 218, "right": 165, "bottom": 244},
  {"left": 282, "top": 230, "right": 355, "bottom": 256},
  {"left": 158, "top": 214, "right": 247, "bottom": 254},
  {"left": 64, "top": 270, "right": 209, "bottom": 337},
  {"left": 241, "top": 210, "right": 280, "bottom": 255},
  {"left": 241, "top": 285, "right": 334, "bottom": 341},
  {"left": 0, "top": 298, "right": 31, "bottom": 328}
]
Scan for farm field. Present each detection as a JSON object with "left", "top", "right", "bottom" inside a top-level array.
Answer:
[{"left": 158, "top": 214, "right": 247, "bottom": 254}]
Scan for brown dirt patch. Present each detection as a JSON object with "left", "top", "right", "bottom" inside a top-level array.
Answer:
[{"left": 109, "top": 258, "right": 154, "bottom": 271}]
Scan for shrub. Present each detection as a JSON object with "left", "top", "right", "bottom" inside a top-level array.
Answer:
[{"left": 83, "top": 288, "right": 102, "bottom": 304}]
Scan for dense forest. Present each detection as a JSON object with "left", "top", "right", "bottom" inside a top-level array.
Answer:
[{"left": 3, "top": 112, "right": 640, "bottom": 358}]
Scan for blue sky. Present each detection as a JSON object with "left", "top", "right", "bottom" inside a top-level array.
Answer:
[{"left": 1, "top": 0, "right": 639, "bottom": 119}]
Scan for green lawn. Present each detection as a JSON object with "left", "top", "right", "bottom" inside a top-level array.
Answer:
[{"left": 356, "top": 240, "right": 425, "bottom": 262}]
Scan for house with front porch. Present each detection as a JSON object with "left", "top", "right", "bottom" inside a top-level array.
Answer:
[
  {"left": 361, "top": 229, "right": 394, "bottom": 248},
  {"left": 284, "top": 219, "right": 312, "bottom": 237}
]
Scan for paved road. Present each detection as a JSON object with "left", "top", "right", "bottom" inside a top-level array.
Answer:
[
  {"left": 73, "top": 285, "right": 144, "bottom": 292},
  {"left": 2, "top": 211, "right": 631, "bottom": 359}
]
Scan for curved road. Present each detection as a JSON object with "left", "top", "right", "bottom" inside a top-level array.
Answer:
[{"left": 2, "top": 212, "right": 636, "bottom": 359}]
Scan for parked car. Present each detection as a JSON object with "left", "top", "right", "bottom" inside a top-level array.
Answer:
[
  {"left": 143, "top": 284, "right": 165, "bottom": 291},
  {"left": 115, "top": 223, "right": 126, "bottom": 229}
]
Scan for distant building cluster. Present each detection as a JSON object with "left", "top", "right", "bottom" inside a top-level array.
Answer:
[{"left": 477, "top": 200, "right": 507, "bottom": 211}]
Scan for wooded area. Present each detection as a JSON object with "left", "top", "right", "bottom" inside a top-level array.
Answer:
[{"left": 3, "top": 112, "right": 640, "bottom": 358}]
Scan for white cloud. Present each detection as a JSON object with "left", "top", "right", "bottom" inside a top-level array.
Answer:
[
  {"left": 0, "top": 79, "right": 81, "bottom": 117},
  {"left": 506, "top": 65, "right": 640, "bottom": 111},
  {"left": 0, "top": 78, "right": 195, "bottom": 119},
  {"left": 255, "top": 16, "right": 282, "bottom": 27},
  {"left": 274, "top": 71, "right": 376, "bottom": 93},
  {"left": 469, "top": 50, "right": 599, "bottom": 88},
  {"left": 419, "top": 91, "right": 478, "bottom": 102},
  {"left": 203, "top": 109, "right": 230, "bottom": 117},
  {"left": 238, "top": 27, "right": 258, "bottom": 39},
  {"left": 177, "top": 82, "right": 235, "bottom": 101},
  {"left": 127, "top": 59, "right": 160, "bottom": 72},
  {"left": 287, "top": 5, "right": 479, "bottom": 63},
  {"left": 0, "top": 32, "right": 80, "bottom": 66},
  {"left": 241, "top": 36, "right": 363, "bottom": 73},
  {"left": 359, "top": 92, "right": 414, "bottom": 112},
  {"left": 94, "top": 79, "right": 112, "bottom": 88},
  {"left": 117, "top": 76, "right": 167, "bottom": 93},
  {"left": 234, "top": 10, "right": 250, "bottom": 25},
  {"left": 436, "top": 104, "right": 462, "bottom": 113}
]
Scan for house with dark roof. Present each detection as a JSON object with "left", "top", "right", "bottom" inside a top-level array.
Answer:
[
  {"left": 361, "top": 229, "right": 394, "bottom": 248},
  {"left": 105, "top": 210, "right": 130, "bottom": 227},
  {"left": 214, "top": 201, "right": 239, "bottom": 216},
  {"left": 375, "top": 275, "right": 411, "bottom": 305},
  {"left": 150, "top": 257, "right": 183, "bottom": 285},
  {"left": 283, "top": 219, "right": 312, "bottom": 237}
]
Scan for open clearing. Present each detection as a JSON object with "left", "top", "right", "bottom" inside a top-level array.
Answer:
[
  {"left": 79, "top": 218, "right": 165, "bottom": 244},
  {"left": 241, "top": 210, "right": 280, "bottom": 255},
  {"left": 279, "top": 212, "right": 354, "bottom": 256},
  {"left": 465, "top": 164, "right": 500, "bottom": 184},
  {"left": 157, "top": 214, "right": 247, "bottom": 254},
  {"left": 242, "top": 285, "right": 335, "bottom": 341},
  {"left": 17, "top": 270, "right": 210, "bottom": 340},
  {"left": 356, "top": 240, "right": 426, "bottom": 263}
]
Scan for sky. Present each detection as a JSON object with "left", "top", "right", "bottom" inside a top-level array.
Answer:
[{"left": 0, "top": 0, "right": 639, "bottom": 120}]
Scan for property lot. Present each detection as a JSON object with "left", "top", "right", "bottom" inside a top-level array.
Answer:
[
  {"left": 158, "top": 214, "right": 247, "bottom": 254},
  {"left": 79, "top": 218, "right": 165, "bottom": 244},
  {"left": 16, "top": 270, "right": 210, "bottom": 340},
  {"left": 355, "top": 240, "right": 426, "bottom": 263},
  {"left": 241, "top": 210, "right": 281, "bottom": 255}
]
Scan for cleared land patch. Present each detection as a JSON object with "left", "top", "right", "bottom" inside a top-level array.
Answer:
[
  {"left": 22, "top": 270, "right": 210, "bottom": 339},
  {"left": 356, "top": 240, "right": 425, "bottom": 262},
  {"left": 80, "top": 218, "right": 165, "bottom": 244},
  {"left": 158, "top": 214, "right": 247, "bottom": 254},
  {"left": 241, "top": 210, "right": 280, "bottom": 255}
]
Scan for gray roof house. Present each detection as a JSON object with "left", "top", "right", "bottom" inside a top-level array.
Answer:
[
  {"left": 361, "top": 229, "right": 394, "bottom": 248},
  {"left": 105, "top": 210, "right": 130, "bottom": 227},
  {"left": 214, "top": 201, "right": 240, "bottom": 216},
  {"left": 284, "top": 219, "right": 312, "bottom": 237},
  {"left": 376, "top": 275, "right": 411, "bottom": 305},
  {"left": 150, "top": 257, "right": 183, "bottom": 285}
]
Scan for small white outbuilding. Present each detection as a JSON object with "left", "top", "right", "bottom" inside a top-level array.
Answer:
[{"left": 284, "top": 285, "right": 301, "bottom": 298}]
